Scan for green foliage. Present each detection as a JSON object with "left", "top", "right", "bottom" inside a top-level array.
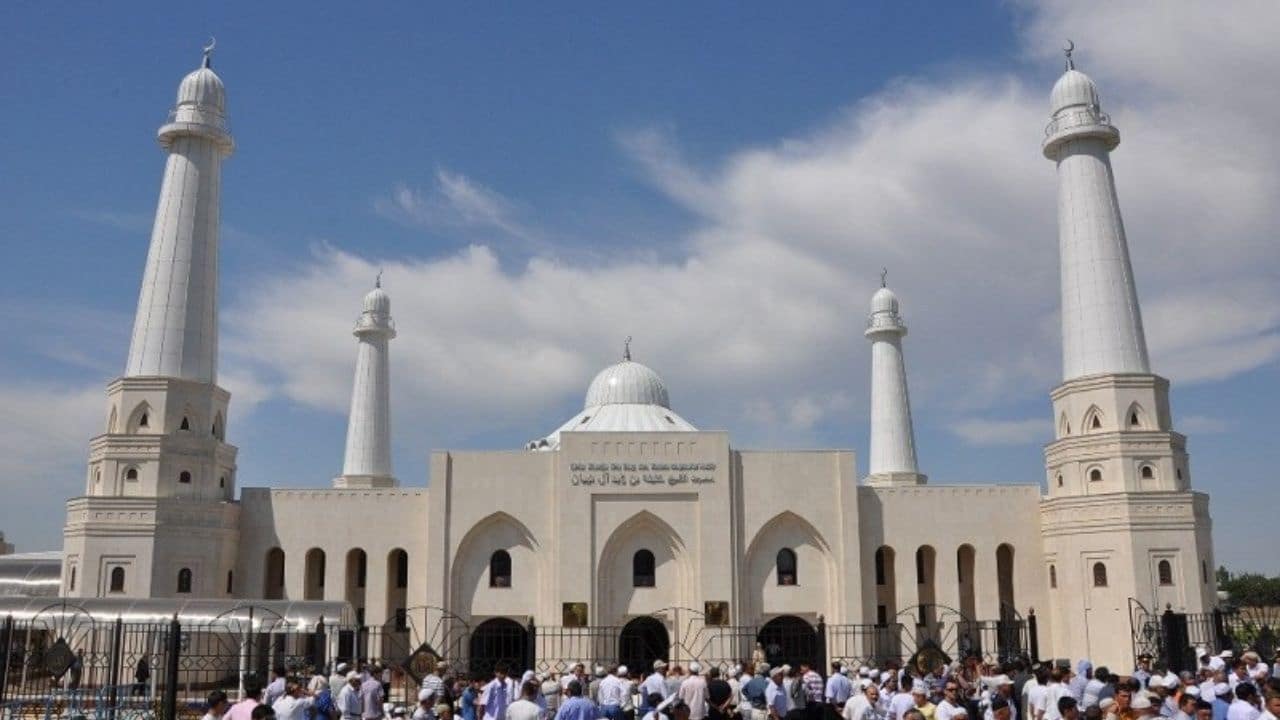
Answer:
[{"left": 1220, "top": 571, "right": 1280, "bottom": 607}]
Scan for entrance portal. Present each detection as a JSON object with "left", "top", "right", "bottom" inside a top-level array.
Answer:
[
  {"left": 757, "top": 615, "right": 817, "bottom": 669},
  {"left": 619, "top": 616, "right": 670, "bottom": 672},
  {"left": 469, "top": 618, "right": 529, "bottom": 676}
]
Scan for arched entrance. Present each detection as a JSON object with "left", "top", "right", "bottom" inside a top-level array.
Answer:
[
  {"left": 469, "top": 618, "right": 529, "bottom": 676},
  {"left": 619, "top": 617, "right": 670, "bottom": 672},
  {"left": 757, "top": 615, "right": 817, "bottom": 669}
]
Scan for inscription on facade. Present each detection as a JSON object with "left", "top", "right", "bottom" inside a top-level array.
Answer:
[{"left": 569, "top": 462, "right": 716, "bottom": 487}]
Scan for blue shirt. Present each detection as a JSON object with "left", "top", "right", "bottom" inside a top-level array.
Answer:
[
  {"left": 556, "top": 697, "right": 598, "bottom": 720},
  {"left": 1213, "top": 698, "right": 1229, "bottom": 720},
  {"left": 743, "top": 677, "right": 769, "bottom": 709},
  {"left": 462, "top": 688, "right": 479, "bottom": 720}
]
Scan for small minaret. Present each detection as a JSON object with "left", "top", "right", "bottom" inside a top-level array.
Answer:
[
  {"left": 125, "top": 41, "right": 234, "bottom": 382},
  {"left": 335, "top": 277, "right": 397, "bottom": 489},
  {"left": 864, "top": 272, "right": 925, "bottom": 486},
  {"left": 1042, "top": 43, "right": 1149, "bottom": 380}
]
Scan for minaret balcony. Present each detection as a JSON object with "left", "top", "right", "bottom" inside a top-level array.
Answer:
[{"left": 1043, "top": 109, "right": 1120, "bottom": 156}]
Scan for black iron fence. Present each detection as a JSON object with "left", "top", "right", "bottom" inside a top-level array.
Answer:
[
  {"left": 1, "top": 604, "right": 1036, "bottom": 720},
  {"left": 1129, "top": 600, "right": 1280, "bottom": 673}
]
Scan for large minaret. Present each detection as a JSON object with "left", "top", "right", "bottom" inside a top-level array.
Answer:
[
  {"left": 864, "top": 274, "right": 925, "bottom": 486},
  {"left": 1038, "top": 44, "right": 1214, "bottom": 668},
  {"left": 62, "top": 44, "right": 241, "bottom": 600},
  {"left": 334, "top": 278, "right": 397, "bottom": 489}
]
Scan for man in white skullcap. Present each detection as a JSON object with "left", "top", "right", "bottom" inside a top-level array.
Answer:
[
  {"left": 679, "top": 663, "right": 709, "bottom": 720},
  {"left": 643, "top": 662, "right": 672, "bottom": 717},
  {"left": 767, "top": 668, "right": 790, "bottom": 720},
  {"left": 599, "top": 666, "right": 627, "bottom": 720}
]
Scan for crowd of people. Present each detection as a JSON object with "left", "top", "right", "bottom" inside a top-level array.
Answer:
[{"left": 194, "top": 647, "right": 1280, "bottom": 720}]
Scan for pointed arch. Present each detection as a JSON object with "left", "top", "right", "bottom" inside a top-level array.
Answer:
[
  {"left": 107, "top": 406, "right": 118, "bottom": 434},
  {"left": 126, "top": 402, "right": 152, "bottom": 433},
  {"left": 451, "top": 511, "right": 542, "bottom": 621},
  {"left": 212, "top": 411, "right": 225, "bottom": 440},
  {"left": 597, "top": 510, "right": 691, "bottom": 625},
  {"left": 1083, "top": 405, "right": 1104, "bottom": 433},
  {"left": 743, "top": 510, "right": 837, "bottom": 623},
  {"left": 1125, "top": 402, "right": 1147, "bottom": 430},
  {"left": 1058, "top": 411, "right": 1071, "bottom": 437}
]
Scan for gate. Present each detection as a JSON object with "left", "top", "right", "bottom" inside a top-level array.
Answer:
[{"left": 827, "top": 604, "right": 1029, "bottom": 670}]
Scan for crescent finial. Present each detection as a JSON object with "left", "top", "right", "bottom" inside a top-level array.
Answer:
[
  {"left": 624, "top": 335, "right": 632, "bottom": 362},
  {"left": 202, "top": 36, "right": 216, "bottom": 68},
  {"left": 880, "top": 267, "right": 888, "bottom": 288},
  {"left": 1063, "top": 39, "right": 1075, "bottom": 71},
  {"left": 375, "top": 270, "right": 383, "bottom": 289}
]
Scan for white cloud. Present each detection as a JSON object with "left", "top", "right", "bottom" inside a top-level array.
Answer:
[
  {"left": 374, "top": 169, "right": 534, "bottom": 241},
  {"left": 950, "top": 418, "right": 1049, "bottom": 447},
  {"left": 223, "top": 0, "right": 1280, "bottom": 459}
]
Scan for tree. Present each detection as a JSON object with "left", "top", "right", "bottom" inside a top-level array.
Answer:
[{"left": 1219, "top": 572, "right": 1280, "bottom": 607}]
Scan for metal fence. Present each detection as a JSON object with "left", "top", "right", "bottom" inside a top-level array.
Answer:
[
  {"left": 1129, "top": 600, "right": 1280, "bottom": 673},
  {"left": 1, "top": 603, "right": 1035, "bottom": 720}
]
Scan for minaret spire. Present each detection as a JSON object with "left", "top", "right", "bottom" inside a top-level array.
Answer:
[
  {"left": 335, "top": 281, "right": 398, "bottom": 489},
  {"left": 1043, "top": 47, "right": 1149, "bottom": 380},
  {"left": 124, "top": 45, "right": 233, "bottom": 382},
  {"left": 864, "top": 279, "right": 925, "bottom": 486}
]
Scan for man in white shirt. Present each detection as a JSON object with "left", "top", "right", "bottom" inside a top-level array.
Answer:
[
  {"left": 1227, "top": 684, "right": 1260, "bottom": 720},
  {"left": 480, "top": 663, "right": 519, "bottom": 720},
  {"left": 506, "top": 680, "right": 546, "bottom": 720},
  {"left": 679, "top": 664, "right": 709, "bottom": 720},
  {"left": 600, "top": 667, "right": 628, "bottom": 720},
  {"left": 265, "top": 667, "right": 289, "bottom": 708},
  {"left": 936, "top": 681, "right": 963, "bottom": 720},
  {"left": 767, "top": 669, "right": 790, "bottom": 720},
  {"left": 273, "top": 680, "right": 315, "bottom": 720},
  {"left": 644, "top": 663, "right": 673, "bottom": 716},
  {"left": 338, "top": 673, "right": 364, "bottom": 720},
  {"left": 1025, "top": 669, "right": 1049, "bottom": 720},
  {"left": 1043, "top": 669, "right": 1069, "bottom": 720},
  {"left": 887, "top": 679, "right": 915, "bottom": 720}
]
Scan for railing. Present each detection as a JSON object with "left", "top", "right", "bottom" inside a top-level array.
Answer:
[
  {"left": 165, "top": 106, "right": 230, "bottom": 134},
  {"left": 1044, "top": 108, "right": 1112, "bottom": 137}
]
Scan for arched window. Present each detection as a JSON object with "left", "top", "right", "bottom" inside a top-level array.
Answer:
[
  {"left": 179, "top": 471, "right": 192, "bottom": 484},
  {"left": 180, "top": 416, "right": 190, "bottom": 431},
  {"left": 489, "top": 550, "right": 512, "bottom": 588},
  {"left": 1084, "top": 406, "right": 1103, "bottom": 433},
  {"left": 212, "top": 412, "right": 225, "bottom": 440},
  {"left": 219, "top": 476, "right": 226, "bottom": 488},
  {"left": 1158, "top": 560, "right": 1173, "bottom": 586},
  {"left": 109, "top": 567, "right": 125, "bottom": 593},
  {"left": 138, "top": 412, "right": 149, "bottom": 428},
  {"left": 633, "top": 549, "right": 656, "bottom": 587},
  {"left": 1092, "top": 562, "right": 1108, "bottom": 587},
  {"left": 226, "top": 570, "right": 234, "bottom": 594},
  {"left": 1201, "top": 560, "right": 1208, "bottom": 584},
  {"left": 125, "top": 467, "right": 138, "bottom": 481},
  {"left": 264, "top": 548, "right": 285, "bottom": 600},
  {"left": 874, "top": 547, "right": 889, "bottom": 586},
  {"left": 1141, "top": 465, "right": 1155, "bottom": 480},
  {"left": 394, "top": 549, "right": 409, "bottom": 589},
  {"left": 1089, "top": 468, "right": 1103, "bottom": 482},
  {"left": 177, "top": 568, "right": 192, "bottom": 593},
  {"left": 776, "top": 548, "right": 797, "bottom": 586},
  {"left": 69, "top": 566, "right": 77, "bottom": 591},
  {"left": 1049, "top": 564, "right": 1057, "bottom": 589},
  {"left": 1056, "top": 473, "right": 1063, "bottom": 488}
]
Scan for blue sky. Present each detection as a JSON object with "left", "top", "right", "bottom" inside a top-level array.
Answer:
[{"left": 1, "top": 2, "right": 1277, "bottom": 572}]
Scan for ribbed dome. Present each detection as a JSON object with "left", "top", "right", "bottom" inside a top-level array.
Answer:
[
  {"left": 363, "top": 286, "right": 391, "bottom": 314},
  {"left": 870, "top": 286, "right": 900, "bottom": 315},
  {"left": 584, "top": 361, "right": 670, "bottom": 409},
  {"left": 1050, "top": 69, "right": 1099, "bottom": 115},
  {"left": 177, "top": 67, "right": 226, "bottom": 113}
]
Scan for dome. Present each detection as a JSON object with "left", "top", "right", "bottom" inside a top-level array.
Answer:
[
  {"left": 1049, "top": 69, "right": 1099, "bottom": 116},
  {"left": 176, "top": 67, "right": 226, "bottom": 114},
  {"left": 363, "top": 286, "right": 391, "bottom": 314},
  {"left": 584, "top": 360, "right": 670, "bottom": 409},
  {"left": 870, "top": 286, "right": 900, "bottom": 315}
]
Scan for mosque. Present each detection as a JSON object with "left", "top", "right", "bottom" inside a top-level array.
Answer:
[{"left": 28, "top": 45, "right": 1219, "bottom": 672}]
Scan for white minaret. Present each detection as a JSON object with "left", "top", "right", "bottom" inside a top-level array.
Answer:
[
  {"left": 1039, "top": 44, "right": 1216, "bottom": 669},
  {"left": 125, "top": 43, "right": 234, "bottom": 383},
  {"left": 335, "top": 277, "right": 397, "bottom": 489},
  {"left": 864, "top": 272, "right": 925, "bottom": 486},
  {"left": 63, "top": 44, "right": 240, "bottom": 600},
  {"left": 1042, "top": 43, "right": 1149, "bottom": 381}
]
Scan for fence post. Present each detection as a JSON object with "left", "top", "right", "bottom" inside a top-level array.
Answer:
[
  {"left": 1160, "top": 606, "right": 1191, "bottom": 674},
  {"left": 314, "top": 616, "right": 327, "bottom": 671},
  {"left": 1212, "top": 608, "right": 1226, "bottom": 652},
  {"left": 107, "top": 617, "right": 124, "bottom": 720},
  {"left": 163, "top": 615, "right": 181, "bottom": 720},
  {"left": 819, "top": 614, "right": 829, "bottom": 671},
  {"left": 0, "top": 614, "right": 12, "bottom": 705},
  {"left": 526, "top": 617, "right": 537, "bottom": 672},
  {"left": 1027, "top": 609, "right": 1039, "bottom": 662}
]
